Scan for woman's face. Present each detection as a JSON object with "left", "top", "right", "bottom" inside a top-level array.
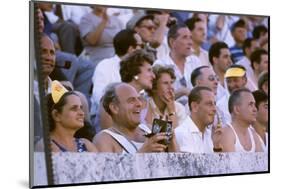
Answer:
[
  {"left": 54, "top": 95, "right": 85, "bottom": 130},
  {"left": 136, "top": 62, "right": 155, "bottom": 90},
  {"left": 154, "top": 73, "right": 175, "bottom": 101}
]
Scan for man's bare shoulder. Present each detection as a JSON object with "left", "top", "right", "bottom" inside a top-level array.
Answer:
[
  {"left": 222, "top": 125, "right": 235, "bottom": 135},
  {"left": 220, "top": 125, "right": 236, "bottom": 152},
  {"left": 93, "top": 130, "right": 116, "bottom": 145},
  {"left": 93, "top": 130, "right": 122, "bottom": 152},
  {"left": 221, "top": 125, "right": 236, "bottom": 142}
]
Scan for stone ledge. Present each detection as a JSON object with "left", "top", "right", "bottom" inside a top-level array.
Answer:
[{"left": 33, "top": 152, "right": 268, "bottom": 186}]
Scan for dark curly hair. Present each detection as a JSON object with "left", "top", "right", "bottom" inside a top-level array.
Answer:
[{"left": 120, "top": 49, "right": 154, "bottom": 83}]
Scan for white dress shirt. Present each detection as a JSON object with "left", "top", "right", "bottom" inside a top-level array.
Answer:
[
  {"left": 192, "top": 47, "right": 210, "bottom": 66},
  {"left": 90, "top": 55, "right": 121, "bottom": 115},
  {"left": 175, "top": 116, "right": 214, "bottom": 153}
]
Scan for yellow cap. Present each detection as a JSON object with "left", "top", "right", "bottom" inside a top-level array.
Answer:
[
  {"left": 51, "top": 80, "right": 68, "bottom": 104},
  {"left": 225, "top": 67, "right": 246, "bottom": 78}
]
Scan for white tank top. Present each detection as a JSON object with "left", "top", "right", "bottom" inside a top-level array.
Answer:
[
  {"left": 255, "top": 131, "right": 268, "bottom": 152},
  {"left": 228, "top": 124, "right": 256, "bottom": 152},
  {"left": 102, "top": 129, "right": 143, "bottom": 154}
]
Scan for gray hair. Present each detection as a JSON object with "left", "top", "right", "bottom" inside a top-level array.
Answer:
[{"left": 101, "top": 82, "right": 122, "bottom": 116}]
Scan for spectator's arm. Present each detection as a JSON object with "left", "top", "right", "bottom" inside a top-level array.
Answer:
[
  {"left": 150, "top": 14, "right": 169, "bottom": 48},
  {"left": 220, "top": 127, "right": 236, "bottom": 152},
  {"left": 84, "top": 12, "right": 108, "bottom": 46}
]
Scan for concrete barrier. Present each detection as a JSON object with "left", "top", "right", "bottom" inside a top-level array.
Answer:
[{"left": 33, "top": 152, "right": 268, "bottom": 186}]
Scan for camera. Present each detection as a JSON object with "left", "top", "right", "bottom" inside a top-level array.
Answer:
[{"left": 152, "top": 118, "right": 173, "bottom": 145}]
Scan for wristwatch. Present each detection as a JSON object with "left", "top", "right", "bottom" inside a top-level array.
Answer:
[{"left": 213, "top": 147, "right": 223, "bottom": 152}]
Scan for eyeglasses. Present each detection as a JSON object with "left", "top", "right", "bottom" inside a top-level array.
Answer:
[
  {"left": 139, "top": 25, "right": 156, "bottom": 31},
  {"left": 208, "top": 75, "right": 219, "bottom": 82}
]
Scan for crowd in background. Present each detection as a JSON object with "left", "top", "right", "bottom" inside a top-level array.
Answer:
[{"left": 33, "top": 2, "right": 268, "bottom": 154}]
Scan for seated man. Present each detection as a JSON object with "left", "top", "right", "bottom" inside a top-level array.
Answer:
[
  {"left": 145, "top": 65, "right": 187, "bottom": 129},
  {"left": 33, "top": 33, "right": 56, "bottom": 143},
  {"left": 93, "top": 83, "right": 179, "bottom": 153},
  {"left": 175, "top": 86, "right": 222, "bottom": 153},
  {"left": 154, "top": 24, "right": 202, "bottom": 105},
  {"left": 236, "top": 37, "right": 260, "bottom": 91},
  {"left": 252, "top": 90, "right": 268, "bottom": 152},
  {"left": 219, "top": 88, "right": 263, "bottom": 152},
  {"left": 229, "top": 19, "right": 247, "bottom": 63},
  {"left": 250, "top": 48, "right": 268, "bottom": 90}
]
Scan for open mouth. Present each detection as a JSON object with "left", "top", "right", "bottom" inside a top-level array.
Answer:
[
  {"left": 133, "top": 110, "right": 141, "bottom": 115},
  {"left": 77, "top": 118, "right": 84, "bottom": 122},
  {"left": 42, "top": 63, "right": 54, "bottom": 68}
]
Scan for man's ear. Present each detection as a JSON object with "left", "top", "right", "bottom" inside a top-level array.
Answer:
[
  {"left": 196, "top": 79, "right": 202, "bottom": 86},
  {"left": 191, "top": 101, "right": 199, "bottom": 113},
  {"left": 213, "top": 57, "right": 218, "bottom": 65},
  {"left": 109, "top": 102, "right": 119, "bottom": 115},
  {"left": 253, "top": 61, "right": 259, "bottom": 71},
  {"left": 243, "top": 75, "right": 247, "bottom": 85},
  {"left": 233, "top": 105, "right": 240, "bottom": 115},
  {"left": 52, "top": 109, "right": 61, "bottom": 122}
]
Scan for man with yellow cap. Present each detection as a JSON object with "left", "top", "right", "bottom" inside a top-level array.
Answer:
[{"left": 225, "top": 64, "right": 248, "bottom": 94}]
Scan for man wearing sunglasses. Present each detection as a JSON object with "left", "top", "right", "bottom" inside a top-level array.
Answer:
[{"left": 127, "top": 12, "right": 170, "bottom": 59}]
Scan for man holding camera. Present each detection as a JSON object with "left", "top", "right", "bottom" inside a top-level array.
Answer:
[{"left": 93, "top": 82, "right": 179, "bottom": 153}]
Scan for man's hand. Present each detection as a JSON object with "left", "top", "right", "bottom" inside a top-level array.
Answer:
[
  {"left": 154, "top": 13, "right": 169, "bottom": 27},
  {"left": 138, "top": 132, "right": 168, "bottom": 152},
  {"left": 212, "top": 125, "right": 223, "bottom": 150}
]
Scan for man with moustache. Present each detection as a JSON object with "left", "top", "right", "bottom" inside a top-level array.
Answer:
[
  {"left": 218, "top": 88, "right": 263, "bottom": 152},
  {"left": 93, "top": 83, "right": 179, "bottom": 153}
]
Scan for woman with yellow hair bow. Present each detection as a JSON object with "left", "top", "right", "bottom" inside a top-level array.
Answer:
[{"left": 36, "top": 81, "right": 98, "bottom": 152}]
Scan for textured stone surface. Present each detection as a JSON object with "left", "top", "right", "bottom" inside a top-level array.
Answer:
[{"left": 33, "top": 152, "right": 268, "bottom": 186}]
